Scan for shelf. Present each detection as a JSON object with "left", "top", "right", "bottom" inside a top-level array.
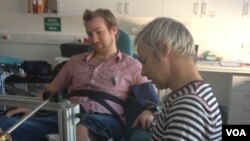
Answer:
[{"left": 26, "top": 0, "right": 58, "bottom": 14}]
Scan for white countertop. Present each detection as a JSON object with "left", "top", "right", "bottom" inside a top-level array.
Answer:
[
  {"left": 197, "top": 60, "right": 250, "bottom": 74},
  {"left": 55, "top": 57, "right": 250, "bottom": 74}
]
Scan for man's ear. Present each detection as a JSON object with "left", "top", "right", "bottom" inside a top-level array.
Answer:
[{"left": 111, "top": 26, "right": 118, "bottom": 35}]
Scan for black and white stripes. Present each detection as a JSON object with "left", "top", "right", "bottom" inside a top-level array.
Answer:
[{"left": 152, "top": 80, "right": 222, "bottom": 141}]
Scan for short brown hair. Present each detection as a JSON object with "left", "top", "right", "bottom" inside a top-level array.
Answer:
[
  {"left": 83, "top": 9, "right": 119, "bottom": 40},
  {"left": 83, "top": 9, "right": 118, "bottom": 30}
]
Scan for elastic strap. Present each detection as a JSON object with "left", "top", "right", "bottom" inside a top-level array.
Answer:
[{"left": 70, "top": 90, "right": 124, "bottom": 124}]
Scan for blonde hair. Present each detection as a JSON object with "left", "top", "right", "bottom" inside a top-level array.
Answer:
[{"left": 134, "top": 17, "right": 194, "bottom": 56}]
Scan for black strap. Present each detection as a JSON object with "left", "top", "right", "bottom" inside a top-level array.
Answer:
[
  {"left": 70, "top": 90, "right": 125, "bottom": 107},
  {"left": 70, "top": 90, "right": 125, "bottom": 124}
]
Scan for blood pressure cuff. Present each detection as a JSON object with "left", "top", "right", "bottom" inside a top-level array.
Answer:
[{"left": 131, "top": 82, "right": 159, "bottom": 110}]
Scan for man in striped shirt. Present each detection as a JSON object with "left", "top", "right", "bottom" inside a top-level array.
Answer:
[{"left": 134, "top": 17, "right": 222, "bottom": 141}]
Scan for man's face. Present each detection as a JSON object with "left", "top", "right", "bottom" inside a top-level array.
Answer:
[
  {"left": 137, "top": 45, "right": 167, "bottom": 89},
  {"left": 85, "top": 17, "right": 117, "bottom": 51}
]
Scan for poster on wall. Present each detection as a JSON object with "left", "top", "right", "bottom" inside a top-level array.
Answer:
[{"left": 44, "top": 17, "right": 61, "bottom": 32}]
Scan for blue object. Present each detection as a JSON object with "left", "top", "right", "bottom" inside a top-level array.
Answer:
[
  {"left": 129, "top": 129, "right": 151, "bottom": 141},
  {"left": 0, "top": 55, "right": 23, "bottom": 65},
  {"left": 116, "top": 30, "right": 152, "bottom": 140},
  {"left": 116, "top": 29, "right": 133, "bottom": 56},
  {"left": 132, "top": 82, "right": 159, "bottom": 109},
  {"left": 80, "top": 114, "right": 124, "bottom": 139},
  {"left": 0, "top": 116, "right": 58, "bottom": 141},
  {"left": 124, "top": 94, "right": 152, "bottom": 141}
]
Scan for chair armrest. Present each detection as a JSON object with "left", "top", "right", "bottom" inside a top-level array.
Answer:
[
  {"left": 129, "top": 129, "right": 151, "bottom": 141},
  {"left": 124, "top": 96, "right": 152, "bottom": 141}
]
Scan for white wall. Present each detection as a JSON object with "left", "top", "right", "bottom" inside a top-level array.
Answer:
[
  {"left": 0, "top": 0, "right": 86, "bottom": 67},
  {"left": 0, "top": 0, "right": 154, "bottom": 67},
  {"left": 1, "top": 0, "right": 250, "bottom": 68}
]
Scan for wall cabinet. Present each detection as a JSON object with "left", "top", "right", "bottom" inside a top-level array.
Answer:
[
  {"left": 89, "top": 0, "right": 123, "bottom": 16},
  {"left": 126, "top": 0, "right": 162, "bottom": 17},
  {"left": 190, "top": 0, "right": 244, "bottom": 59},
  {"left": 163, "top": 0, "right": 242, "bottom": 20},
  {"left": 162, "top": 0, "right": 242, "bottom": 57},
  {"left": 91, "top": 0, "right": 162, "bottom": 17},
  {"left": 163, "top": 0, "right": 200, "bottom": 21},
  {"left": 58, "top": 0, "right": 92, "bottom": 16},
  {"left": 228, "top": 75, "right": 250, "bottom": 124},
  {"left": 240, "top": 0, "right": 250, "bottom": 61},
  {"left": 201, "top": 0, "right": 242, "bottom": 19}
]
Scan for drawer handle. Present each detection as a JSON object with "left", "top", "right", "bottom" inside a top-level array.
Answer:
[
  {"left": 125, "top": 2, "right": 129, "bottom": 14},
  {"left": 244, "top": 3, "right": 249, "bottom": 15},
  {"left": 193, "top": 2, "right": 198, "bottom": 15},
  {"left": 242, "top": 108, "right": 250, "bottom": 112},
  {"left": 244, "top": 80, "right": 250, "bottom": 84},
  {"left": 117, "top": 2, "right": 123, "bottom": 14},
  {"left": 201, "top": 2, "right": 206, "bottom": 15},
  {"left": 244, "top": 94, "right": 250, "bottom": 98}
]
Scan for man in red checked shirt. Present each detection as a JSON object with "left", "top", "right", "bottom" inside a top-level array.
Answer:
[{"left": 0, "top": 9, "right": 159, "bottom": 141}]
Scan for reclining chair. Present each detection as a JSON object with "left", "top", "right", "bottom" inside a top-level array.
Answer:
[{"left": 116, "top": 29, "right": 152, "bottom": 141}]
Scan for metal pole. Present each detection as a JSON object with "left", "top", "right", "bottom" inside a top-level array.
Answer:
[
  {"left": 0, "top": 64, "right": 6, "bottom": 113},
  {"left": 0, "top": 95, "right": 80, "bottom": 141},
  {"left": 5, "top": 97, "right": 51, "bottom": 134}
]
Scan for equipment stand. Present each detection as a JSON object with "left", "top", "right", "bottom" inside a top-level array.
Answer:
[{"left": 0, "top": 95, "right": 80, "bottom": 141}]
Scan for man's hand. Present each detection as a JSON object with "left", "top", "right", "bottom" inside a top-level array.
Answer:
[
  {"left": 4, "top": 107, "right": 31, "bottom": 118},
  {"left": 132, "top": 110, "right": 154, "bottom": 130}
]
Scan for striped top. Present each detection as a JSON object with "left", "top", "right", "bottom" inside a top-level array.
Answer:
[{"left": 152, "top": 80, "right": 222, "bottom": 141}]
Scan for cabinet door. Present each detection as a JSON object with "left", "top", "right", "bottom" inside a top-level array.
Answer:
[
  {"left": 241, "top": 20, "right": 250, "bottom": 61},
  {"left": 163, "top": 0, "right": 243, "bottom": 19},
  {"left": 191, "top": 0, "right": 244, "bottom": 60},
  {"left": 201, "top": 0, "right": 243, "bottom": 18},
  {"left": 228, "top": 75, "right": 250, "bottom": 124},
  {"left": 58, "top": 0, "right": 92, "bottom": 16},
  {"left": 91, "top": 0, "right": 124, "bottom": 17},
  {"left": 92, "top": 0, "right": 162, "bottom": 17},
  {"left": 241, "top": 0, "right": 250, "bottom": 62},
  {"left": 191, "top": 18, "right": 242, "bottom": 60},
  {"left": 163, "top": 0, "right": 200, "bottom": 21},
  {"left": 127, "top": 0, "right": 162, "bottom": 17},
  {"left": 231, "top": 75, "right": 250, "bottom": 91}
]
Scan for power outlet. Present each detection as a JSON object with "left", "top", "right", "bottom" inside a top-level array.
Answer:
[
  {"left": 74, "top": 36, "right": 83, "bottom": 43},
  {"left": 1, "top": 34, "right": 11, "bottom": 40}
]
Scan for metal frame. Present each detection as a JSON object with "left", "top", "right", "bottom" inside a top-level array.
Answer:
[{"left": 0, "top": 95, "right": 80, "bottom": 141}]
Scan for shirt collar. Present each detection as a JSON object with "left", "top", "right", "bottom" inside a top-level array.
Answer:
[{"left": 82, "top": 50, "right": 122, "bottom": 63}]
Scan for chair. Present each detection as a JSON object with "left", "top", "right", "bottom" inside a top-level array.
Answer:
[
  {"left": 117, "top": 29, "right": 139, "bottom": 60},
  {"left": 116, "top": 29, "right": 152, "bottom": 141},
  {"left": 0, "top": 55, "right": 23, "bottom": 65},
  {"left": 116, "top": 29, "right": 133, "bottom": 56}
]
